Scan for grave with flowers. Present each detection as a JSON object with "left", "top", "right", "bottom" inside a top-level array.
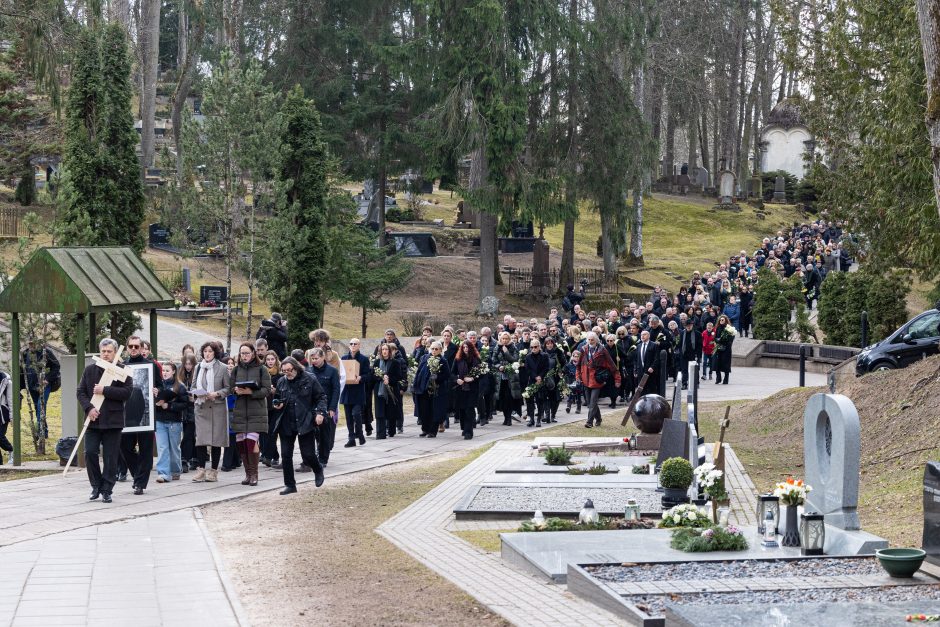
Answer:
[{"left": 497, "top": 393, "right": 940, "bottom": 625}]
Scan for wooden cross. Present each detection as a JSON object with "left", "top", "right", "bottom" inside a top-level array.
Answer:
[
  {"left": 621, "top": 373, "right": 650, "bottom": 426},
  {"left": 712, "top": 406, "right": 731, "bottom": 473},
  {"left": 63, "top": 346, "right": 132, "bottom": 476},
  {"left": 90, "top": 345, "right": 133, "bottom": 410}
]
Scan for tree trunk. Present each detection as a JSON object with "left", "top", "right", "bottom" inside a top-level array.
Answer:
[
  {"left": 687, "top": 100, "right": 699, "bottom": 172},
  {"left": 664, "top": 105, "right": 676, "bottom": 182},
  {"left": 245, "top": 198, "right": 255, "bottom": 340},
  {"left": 721, "top": 4, "right": 744, "bottom": 171},
  {"left": 222, "top": 0, "right": 242, "bottom": 55},
  {"left": 699, "top": 105, "right": 710, "bottom": 172},
  {"left": 600, "top": 211, "right": 617, "bottom": 278},
  {"left": 472, "top": 146, "right": 495, "bottom": 306},
  {"left": 649, "top": 69, "right": 663, "bottom": 180},
  {"left": 139, "top": 0, "right": 161, "bottom": 172},
  {"left": 172, "top": 0, "right": 205, "bottom": 179},
  {"left": 630, "top": 62, "right": 646, "bottom": 265},
  {"left": 916, "top": 0, "right": 940, "bottom": 219},
  {"left": 559, "top": 0, "right": 578, "bottom": 294},
  {"left": 378, "top": 155, "right": 387, "bottom": 248},
  {"left": 361, "top": 307, "right": 368, "bottom": 338}
]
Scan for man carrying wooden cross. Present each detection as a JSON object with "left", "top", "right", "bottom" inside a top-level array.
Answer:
[{"left": 76, "top": 338, "right": 133, "bottom": 503}]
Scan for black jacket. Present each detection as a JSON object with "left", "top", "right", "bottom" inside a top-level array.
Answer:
[
  {"left": 274, "top": 371, "right": 327, "bottom": 437},
  {"left": 155, "top": 380, "right": 188, "bottom": 423},
  {"left": 76, "top": 362, "right": 133, "bottom": 430},
  {"left": 524, "top": 351, "right": 550, "bottom": 381},
  {"left": 307, "top": 362, "right": 340, "bottom": 414},
  {"left": 258, "top": 319, "right": 288, "bottom": 359},
  {"left": 21, "top": 347, "right": 61, "bottom": 392}
]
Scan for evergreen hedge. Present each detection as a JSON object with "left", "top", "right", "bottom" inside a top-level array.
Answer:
[{"left": 817, "top": 270, "right": 908, "bottom": 347}]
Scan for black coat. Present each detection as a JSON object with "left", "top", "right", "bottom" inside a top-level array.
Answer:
[
  {"left": 155, "top": 380, "right": 188, "bottom": 423},
  {"left": 275, "top": 371, "right": 328, "bottom": 437},
  {"left": 21, "top": 347, "right": 61, "bottom": 392},
  {"left": 307, "top": 362, "right": 340, "bottom": 414},
  {"left": 340, "top": 352, "right": 371, "bottom": 406},
  {"left": 713, "top": 325, "right": 735, "bottom": 373},
  {"left": 76, "top": 362, "right": 133, "bottom": 430},
  {"left": 258, "top": 319, "right": 288, "bottom": 359},
  {"left": 453, "top": 357, "right": 481, "bottom": 410}
]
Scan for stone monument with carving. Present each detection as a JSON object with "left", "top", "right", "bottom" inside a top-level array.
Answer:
[{"left": 803, "top": 393, "right": 861, "bottom": 530}]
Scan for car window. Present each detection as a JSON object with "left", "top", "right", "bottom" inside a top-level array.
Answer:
[{"left": 907, "top": 312, "right": 940, "bottom": 340}]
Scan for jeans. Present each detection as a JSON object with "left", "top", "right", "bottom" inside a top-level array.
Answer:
[
  {"left": 28, "top": 385, "right": 51, "bottom": 438},
  {"left": 155, "top": 421, "right": 183, "bottom": 479},
  {"left": 85, "top": 427, "right": 122, "bottom": 495},
  {"left": 702, "top": 354, "right": 712, "bottom": 378}
]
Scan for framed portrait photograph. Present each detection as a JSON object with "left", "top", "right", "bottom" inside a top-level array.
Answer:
[{"left": 123, "top": 363, "right": 155, "bottom": 433}]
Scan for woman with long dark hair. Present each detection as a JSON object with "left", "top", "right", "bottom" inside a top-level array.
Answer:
[
  {"left": 374, "top": 343, "right": 405, "bottom": 439},
  {"left": 713, "top": 314, "right": 736, "bottom": 385},
  {"left": 453, "top": 340, "right": 481, "bottom": 440},
  {"left": 154, "top": 362, "right": 187, "bottom": 483},
  {"left": 261, "top": 351, "right": 282, "bottom": 468},
  {"left": 179, "top": 353, "right": 198, "bottom": 473},
  {"left": 413, "top": 341, "right": 450, "bottom": 438},
  {"left": 493, "top": 331, "right": 521, "bottom": 426}
]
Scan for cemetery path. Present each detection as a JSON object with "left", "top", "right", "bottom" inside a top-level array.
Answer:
[{"left": 378, "top": 441, "right": 627, "bottom": 627}]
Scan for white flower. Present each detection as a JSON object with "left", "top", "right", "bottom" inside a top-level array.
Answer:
[
  {"left": 673, "top": 514, "right": 682, "bottom": 523},
  {"left": 686, "top": 511, "right": 697, "bottom": 520},
  {"left": 511, "top": 362, "right": 520, "bottom": 372}
]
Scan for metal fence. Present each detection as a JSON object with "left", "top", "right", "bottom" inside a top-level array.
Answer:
[{"left": 506, "top": 267, "right": 618, "bottom": 295}]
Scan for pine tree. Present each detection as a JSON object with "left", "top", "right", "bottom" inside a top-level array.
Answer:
[{"left": 256, "top": 86, "right": 329, "bottom": 351}]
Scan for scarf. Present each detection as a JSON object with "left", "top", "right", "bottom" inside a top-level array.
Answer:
[{"left": 198, "top": 359, "right": 217, "bottom": 394}]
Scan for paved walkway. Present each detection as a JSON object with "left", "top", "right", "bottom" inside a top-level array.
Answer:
[
  {"left": 0, "top": 509, "right": 245, "bottom": 627},
  {"left": 378, "top": 440, "right": 626, "bottom": 627}
]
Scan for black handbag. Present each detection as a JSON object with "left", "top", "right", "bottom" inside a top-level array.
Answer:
[{"left": 595, "top": 368, "right": 610, "bottom": 385}]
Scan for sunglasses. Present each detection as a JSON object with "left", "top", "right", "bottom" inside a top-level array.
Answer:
[{"left": 128, "top": 344, "right": 141, "bottom": 349}]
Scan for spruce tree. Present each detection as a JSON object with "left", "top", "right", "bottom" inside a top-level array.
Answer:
[{"left": 257, "top": 86, "right": 329, "bottom": 351}]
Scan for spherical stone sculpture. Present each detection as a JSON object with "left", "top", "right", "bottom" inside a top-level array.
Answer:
[{"left": 630, "top": 394, "right": 670, "bottom": 434}]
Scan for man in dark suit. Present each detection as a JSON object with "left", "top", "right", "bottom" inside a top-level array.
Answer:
[
  {"left": 633, "top": 330, "right": 663, "bottom": 396},
  {"left": 678, "top": 320, "right": 698, "bottom": 390},
  {"left": 76, "top": 339, "right": 132, "bottom": 503}
]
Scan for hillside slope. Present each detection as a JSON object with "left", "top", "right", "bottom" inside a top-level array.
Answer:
[{"left": 699, "top": 355, "right": 940, "bottom": 546}]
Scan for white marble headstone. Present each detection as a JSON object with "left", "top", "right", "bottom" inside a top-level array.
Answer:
[
  {"left": 803, "top": 393, "right": 861, "bottom": 530},
  {"left": 718, "top": 171, "right": 735, "bottom": 202}
]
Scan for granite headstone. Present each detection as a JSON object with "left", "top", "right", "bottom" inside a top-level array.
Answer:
[
  {"left": 803, "top": 393, "right": 861, "bottom": 530},
  {"left": 924, "top": 462, "right": 940, "bottom": 567},
  {"left": 656, "top": 419, "right": 690, "bottom": 473},
  {"left": 773, "top": 174, "right": 787, "bottom": 203},
  {"left": 718, "top": 171, "right": 736, "bottom": 204},
  {"left": 199, "top": 285, "right": 228, "bottom": 304}
]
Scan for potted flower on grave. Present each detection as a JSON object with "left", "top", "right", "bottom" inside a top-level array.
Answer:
[
  {"left": 659, "top": 457, "right": 693, "bottom": 508},
  {"left": 773, "top": 476, "right": 812, "bottom": 547},
  {"left": 173, "top": 299, "right": 182, "bottom": 310},
  {"left": 694, "top": 462, "right": 730, "bottom": 524},
  {"left": 186, "top": 300, "right": 197, "bottom": 308}
]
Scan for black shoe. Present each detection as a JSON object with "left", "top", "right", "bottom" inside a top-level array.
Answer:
[
  {"left": 576, "top": 408, "right": 581, "bottom": 414},
  {"left": 681, "top": 385, "right": 688, "bottom": 390},
  {"left": 102, "top": 493, "right": 112, "bottom": 503},
  {"left": 584, "top": 421, "right": 593, "bottom": 429},
  {"left": 723, "top": 379, "right": 729, "bottom": 385},
  {"left": 427, "top": 433, "right": 436, "bottom": 438},
  {"left": 296, "top": 464, "right": 312, "bottom": 473},
  {"left": 503, "top": 420, "right": 512, "bottom": 426},
  {"left": 419, "top": 433, "right": 428, "bottom": 437},
  {"left": 365, "top": 426, "right": 373, "bottom": 436},
  {"left": 117, "top": 473, "right": 127, "bottom": 482},
  {"left": 344, "top": 440, "right": 356, "bottom": 448},
  {"left": 89, "top": 488, "right": 100, "bottom": 501},
  {"left": 565, "top": 405, "right": 571, "bottom": 413},
  {"left": 609, "top": 402, "right": 616, "bottom": 409},
  {"left": 397, "top": 427, "right": 403, "bottom": 434},
  {"left": 376, "top": 435, "right": 387, "bottom": 440},
  {"left": 260, "top": 456, "right": 272, "bottom": 468},
  {"left": 358, "top": 434, "right": 366, "bottom": 445},
  {"left": 181, "top": 463, "right": 189, "bottom": 474},
  {"left": 314, "top": 471, "right": 325, "bottom": 487},
  {"left": 526, "top": 420, "right": 534, "bottom": 427},
  {"left": 319, "top": 460, "right": 328, "bottom": 467},
  {"left": 133, "top": 486, "right": 143, "bottom": 496},
  {"left": 596, "top": 417, "right": 602, "bottom": 427},
  {"left": 280, "top": 486, "right": 297, "bottom": 495},
  {"left": 220, "top": 467, "right": 232, "bottom": 472},
  {"left": 272, "top": 461, "right": 282, "bottom": 469},
  {"left": 535, "top": 420, "right": 542, "bottom": 427}
]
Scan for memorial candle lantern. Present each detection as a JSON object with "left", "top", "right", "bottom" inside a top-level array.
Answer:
[
  {"left": 579, "top": 499, "right": 599, "bottom": 524},
  {"left": 800, "top": 512, "right": 825, "bottom": 556},
  {"left": 532, "top": 509, "right": 545, "bottom": 525},
  {"left": 624, "top": 499, "right": 640, "bottom": 521},
  {"left": 756, "top": 494, "right": 779, "bottom": 536}
]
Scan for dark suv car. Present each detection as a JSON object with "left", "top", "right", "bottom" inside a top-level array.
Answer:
[{"left": 856, "top": 306, "right": 940, "bottom": 375}]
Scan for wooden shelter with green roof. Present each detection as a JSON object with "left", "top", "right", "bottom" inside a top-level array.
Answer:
[{"left": 0, "top": 247, "right": 174, "bottom": 465}]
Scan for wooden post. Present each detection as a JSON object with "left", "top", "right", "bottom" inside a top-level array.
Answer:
[
  {"left": 75, "top": 313, "right": 86, "bottom": 467},
  {"left": 149, "top": 308, "right": 158, "bottom": 361},
  {"left": 11, "top": 313, "right": 20, "bottom": 466},
  {"left": 88, "top": 312, "right": 96, "bottom": 353}
]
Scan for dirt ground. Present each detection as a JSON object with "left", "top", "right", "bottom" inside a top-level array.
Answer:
[{"left": 202, "top": 450, "right": 509, "bottom": 627}]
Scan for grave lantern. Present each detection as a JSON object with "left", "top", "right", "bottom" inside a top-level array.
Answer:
[
  {"left": 532, "top": 509, "right": 545, "bottom": 525},
  {"left": 629, "top": 433, "right": 637, "bottom": 450},
  {"left": 579, "top": 499, "right": 599, "bottom": 524},
  {"left": 756, "top": 494, "right": 779, "bottom": 536},
  {"left": 800, "top": 512, "right": 825, "bottom": 556},
  {"left": 624, "top": 499, "right": 640, "bottom": 521},
  {"left": 761, "top": 509, "right": 779, "bottom": 548}
]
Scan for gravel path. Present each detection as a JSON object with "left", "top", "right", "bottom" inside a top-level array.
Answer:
[
  {"left": 468, "top": 486, "right": 662, "bottom": 513},
  {"left": 588, "top": 557, "right": 884, "bottom": 582},
  {"left": 628, "top": 584, "right": 940, "bottom": 617}
]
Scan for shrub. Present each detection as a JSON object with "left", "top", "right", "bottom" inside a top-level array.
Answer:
[
  {"left": 817, "top": 269, "right": 909, "bottom": 347},
  {"left": 399, "top": 311, "right": 429, "bottom": 336},
  {"left": 761, "top": 169, "right": 798, "bottom": 203},
  {"left": 670, "top": 525, "right": 749, "bottom": 552},
  {"left": 385, "top": 206, "right": 418, "bottom": 223},
  {"left": 659, "top": 457, "right": 693, "bottom": 489},
  {"left": 582, "top": 294, "right": 623, "bottom": 315},
  {"left": 586, "top": 462, "right": 609, "bottom": 475},
  {"left": 752, "top": 269, "right": 791, "bottom": 340},
  {"left": 544, "top": 446, "right": 574, "bottom": 466},
  {"left": 518, "top": 517, "right": 656, "bottom": 532}
]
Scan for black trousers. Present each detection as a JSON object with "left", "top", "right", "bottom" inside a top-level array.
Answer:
[
  {"left": 181, "top": 421, "right": 196, "bottom": 462},
  {"left": 497, "top": 383, "right": 518, "bottom": 423},
  {"left": 120, "top": 431, "right": 154, "bottom": 489},
  {"left": 86, "top": 427, "right": 122, "bottom": 495},
  {"left": 417, "top": 394, "right": 436, "bottom": 435},
  {"left": 197, "top": 445, "right": 221, "bottom": 469},
  {"left": 363, "top": 382, "right": 375, "bottom": 430},
  {"left": 263, "top": 411, "right": 280, "bottom": 461},
  {"left": 280, "top": 430, "right": 322, "bottom": 488},
  {"left": 376, "top": 397, "right": 397, "bottom": 438},
  {"left": 317, "top": 417, "right": 336, "bottom": 464},
  {"left": 344, "top": 404, "right": 363, "bottom": 440},
  {"left": 459, "top": 407, "right": 475, "bottom": 437},
  {"left": 222, "top": 432, "right": 241, "bottom": 469}
]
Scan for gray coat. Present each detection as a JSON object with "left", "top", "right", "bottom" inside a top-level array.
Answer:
[{"left": 193, "top": 360, "right": 230, "bottom": 447}]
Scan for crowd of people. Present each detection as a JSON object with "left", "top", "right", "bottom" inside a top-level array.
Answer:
[{"left": 4, "top": 219, "right": 855, "bottom": 501}]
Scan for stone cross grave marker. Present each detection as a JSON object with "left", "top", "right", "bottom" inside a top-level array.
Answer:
[
  {"left": 712, "top": 407, "right": 731, "bottom": 474},
  {"left": 803, "top": 393, "right": 861, "bottom": 530},
  {"left": 656, "top": 418, "right": 690, "bottom": 473},
  {"left": 924, "top": 462, "right": 940, "bottom": 567},
  {"left": 718, "top": 171, "right": 736, "bottom": 204},
  {"left": 479, "top": 295, "right": 499, "bottom": 316}
]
